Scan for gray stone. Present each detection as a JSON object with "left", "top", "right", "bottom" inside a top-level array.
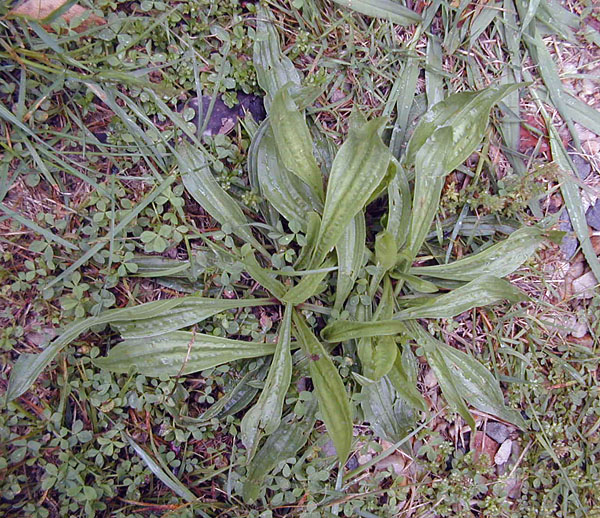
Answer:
[
  {"left": 559, "top": 209, "right": 578, "bottom": 259},
  {"left": 485, "top": 422, "right": 510, "bottom": 444},
  {"left": 586, "top": 200, "right": 600, "bottom": 231},
  {"left": 568, "top": 153, "right": 592, "bottom": 180}
]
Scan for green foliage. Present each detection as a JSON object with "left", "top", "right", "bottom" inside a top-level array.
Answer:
[{"left": 2, "top": 1, "right": 599, "bottom": 516}]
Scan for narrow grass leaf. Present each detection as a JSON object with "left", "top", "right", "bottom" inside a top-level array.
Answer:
[
  {"left": 0, "top": 202, "right": 78, "bottom": 250},
  {"left": 126, "top": 435, "right": 195, "bottom": 502},
  {"left": 293, "top": 311, "right": 352, "bottom": 463},
  {"left": 178, "top": 142, "right": 268, "bottom": 257},
  {"left": 270, "top": 85, "right": 324, "bottom": 200},
  {"left": 93, "top": 332, "right": 278, "bottom": 376},
  {"left": 243, "top": 398, "right": 317, "bottom": 503},
  {"left": 240, "top": 304, "right": 294, "bottom": 453},
  {"left": 410, "top": 226, "right": 546, "bottom": 280},
  {"left": 311, "top": 117, "right": 391, "bottom": 267},
  {"left": 331, "top": 0, "right": 422, "bottom": 25}
]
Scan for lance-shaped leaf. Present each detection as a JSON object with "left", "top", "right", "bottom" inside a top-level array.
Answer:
[
  {"left": 283, "top": 257, "right": 335, "bottom": 304},
  {"left": 322, "top": 276, "right": 526, "bottom": 342},
  {"left": 114, "top": 297, "right": 275, "bottom": 339},
  {"left": 257, "top": 126, "right": 322, "bottom": 230},
  {"left": 293, "top": 311, "right": 353, "bottom": 463},
  {"left": 270, "top": 85, "right": 324, "bottom": 200},
  {"left": 241, "top": 304, "right": 293, "bottom": 454},
  {"left": 387, "top": 342, "right": 428, "bottom": 412},
  {"left": 334, "top": 212, "right": 366, "bottom": 311},
  {"left": 241, "top": 246, "right": 287, "bottom": 299},
  {"left": 406, "top": 126, "right": 452, "bottom": 258},
  {"left": 7, "top": 297, "right": 187, "bottom": 401},
  {"left": 330, "top": 0, "right": 422, "bottom": 25},
  {"left": 93, "top": 332, "right": 278, "bottom": 376},
  {"left": 410, "top": 226, "right": 546, "bottom": 281},
  {"left": 360, "top": 280, "right": 397, "bottom": 380},
  {"left": 243, "top": 397, "right": 317, "bottom": 503},
  {"left": 386, "top": 164, "right": 411, "bottom": 250},
  {"left": 295, "top": 211, "right": 322, "bottom": 271},
  {"left": 360, "top": 376, "right": 415, "bottom": 443},
  {"left": 404, "top": 83, "right": 523, "bottom": 171},
  {"left": 178, "top": 142, "right": 268, "bottom": 257},
  {"left": 253, "top": 5, "right": 302, "bottom": 111},
  {"left": 407, "top": 322, "right": 525, "bottom": 429},
  {"left": 311, "top": 117, "right": 391, "bottom": 267}
]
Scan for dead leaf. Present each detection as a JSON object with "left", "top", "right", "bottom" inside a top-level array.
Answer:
[
  {"left": 472, "top": 431, "right": 498, "bottom": 465},
  {"left": 9, "top": 0, "right": 105, "bottom": 32}
]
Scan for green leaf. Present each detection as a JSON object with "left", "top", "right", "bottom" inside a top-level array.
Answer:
[
  {"left": 125, "top": 435, "right": 196, "bottom": 502},
  {"left": 334, "top": 213, "right": 366, "bottom": 311},
  {"left": 391, "top": 272, "right": 439, "bottom": 293},
  {"left": 93, "top": 332, "right": 278, "bottom": 376},
  {"left": 546, "top": 118, "right": 600, "bottom": 282},
  {"left": 330, "top": 0, "right": 422, "bottom": 25},
  {"left": 114, "top": 297, "right": 275, "bottom": 339},
  {"left": 322, "top": 276, "right": 526, "bottom": 342},
  {"left": 257, "top": 126, "right": 323, "bottom": 229},
  {"left": 177, "top": 141, "right": 268, "bottom": 257},
  {"left": 410, "top": 226, "right": 546, "bottom": 281},
  {"left": 293, "top": 311, "right": 353, "bottom": 463},
  {"left": 241, "top": 304, "right": 294, "bottom": 455},
  {"left": 406, "top": 126, "right": 452, "bottom": 259},
  {"left": 243, "top": 397, "right": 317, "bottom": 503},
  {"left": 387, "top": 343, "right": 428, "bottom": 412},
  {"left": 241, "top": 247, "right": 287, "bottom": 299},
  {"left": 360, "top": 376, "right": 415, "bottom": 443},
  {"left": 405, "top": 83, "right": 523, "bottom": 171},
  {"left": 295, "top": 211, "right": 322, "bottom": 270},
  {"left": 311, "top": 117, "right": 391, "bottom": 267},
  {"left": 253, "top": 6, "right": 302, "bottom": 111},
  {"left": 386, "top": 164, "right": 411, "bottom": 250},
  {"left": 374, "top": 230, "right": 398, "bottom": 273},
  {"left": 270, "top": 85, "right": 324, "bottom": 200},
  {"left": 407, "top": 322, "right": 525, "bottom": 429},
  {"left": 7, "top": 297, "right": 186, "bottom": 401},
  {"left": 283, "top": 257, "right": 334, "bottom": 305}
]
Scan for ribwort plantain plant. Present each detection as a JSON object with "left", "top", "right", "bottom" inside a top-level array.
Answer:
[{"left": 6, "top": 6, "right": 559, "bottom": 504}]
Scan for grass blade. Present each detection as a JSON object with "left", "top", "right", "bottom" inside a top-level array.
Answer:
[{"left": 330, "top": 0, "right": 422, "bottom": 25}]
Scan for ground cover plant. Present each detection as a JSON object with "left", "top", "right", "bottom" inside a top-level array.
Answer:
[{"left": 1, "top": 1, "right": 599, "bottom": 517}]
